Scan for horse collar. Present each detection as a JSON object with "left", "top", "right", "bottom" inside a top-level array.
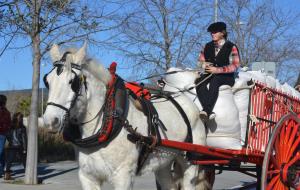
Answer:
[{"left": 63, "top": 75, "right": 128, "bottom": 148}]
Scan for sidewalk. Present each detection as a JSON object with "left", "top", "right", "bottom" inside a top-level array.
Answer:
[
  {"left": 0, "top": 161, "right": 82, "bottom": 190},
  {"left": 0, "top": 161, "right": 157, "bottom": 190},
  {"left": 0, "top": 161, "right": 255, "bottom": 190}
]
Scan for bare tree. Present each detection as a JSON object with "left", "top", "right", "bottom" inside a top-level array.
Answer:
[
  {"left": 218, "top": 0, "right": 300, "bottom": 84},
  {"left": 108, "top": 0, "right": 300, "bottom": 84},
  {"left": 4, "top": 91, "right": 31, "bottom": 115},
  {"left": 0, "top": 0, "right": 121, "bottom": 184},
  {"left": 108, "top": 0, "right": 212, "bottom": 79}
]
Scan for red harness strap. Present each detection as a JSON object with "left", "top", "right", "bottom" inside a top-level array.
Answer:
[
  {"left": 125, "top": 82, "right": 151, "bottom": 100},
  {"left": 98, "top": 63, "right": 117, "bottom": 143},
  {"left": 97, "top": 62, "right": 151, "bottom": 143}
]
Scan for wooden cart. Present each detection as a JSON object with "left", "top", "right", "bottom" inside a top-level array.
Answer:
[{"left": 158, "top": 82, "right": 300, "bottom": 190}]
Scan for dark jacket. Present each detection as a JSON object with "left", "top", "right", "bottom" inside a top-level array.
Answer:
[
  {"left": 6, "top": 126, "right": 27, "bottom": 151},
  {"left": 203, "top": 40, "right": 236, "bottom": 77},
  {"left": 0, "top": 107, "right": 11, "bottom": 135}
]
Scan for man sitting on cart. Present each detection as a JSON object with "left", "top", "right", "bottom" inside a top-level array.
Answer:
[{"left": 196, "top": 21, "right": 241, "bottom": 120}]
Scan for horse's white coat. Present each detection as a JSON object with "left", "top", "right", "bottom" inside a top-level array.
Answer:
[{"left": 43, "top": 44, "right": 210, "bottom": 190}]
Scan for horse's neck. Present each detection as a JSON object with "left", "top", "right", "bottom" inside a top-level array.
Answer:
[{"left": 80, "top": 75, "right": 107, "bottom": 138}]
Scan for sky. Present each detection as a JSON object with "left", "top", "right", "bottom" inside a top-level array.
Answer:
[{"left": 0, "top": 0, "right": 299, "bottom": 91}]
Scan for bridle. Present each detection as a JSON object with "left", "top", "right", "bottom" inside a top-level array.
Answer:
[
  {"left": 43, "top": 52, "right": 87, "bottom": 127},
  {"left": 44, "top": 57, "right": 124, "bottom": 147}
]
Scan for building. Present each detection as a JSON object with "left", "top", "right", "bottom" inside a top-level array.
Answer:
[{"left": 251, "top": 62, "right": 276, "bottom": 78}]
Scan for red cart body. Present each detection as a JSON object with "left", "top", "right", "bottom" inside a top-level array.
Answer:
[{"left": 159, "top": 82, "right": 300, "bottom": 189}]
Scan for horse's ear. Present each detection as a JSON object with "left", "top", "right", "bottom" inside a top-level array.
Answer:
[
  {"left": 74, "top": 41, "right": 87, "bottom": 65},
  {"left": 50, "top": 44, "right": 61, "bottom": 63}
]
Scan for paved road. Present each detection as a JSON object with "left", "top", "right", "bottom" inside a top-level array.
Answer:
[{"left": 0, "top": 161, "right": 256, "bottom": 190}]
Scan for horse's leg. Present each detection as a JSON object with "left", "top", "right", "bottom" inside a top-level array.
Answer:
[
  {"left": 201, "top": 169, "right": 215, "bottom": 190},
  {"left": 110, "top": 170, "right": 134, "bottom": 190},
  {"left": 183, "top": 165, "right": 214, "bottom": 190},
  {"left": 155, "top": 162, "right": 178, "bottom": 190},
  {"left": 190, "top": 120, "right": 214, "bottom": 190},
  {"left": 173, "top": 156, "right": 211, "bottom": 190},
  {"left": 171, "top": 161, "right": 184, "bottom": 188},
  {"left": 79, "top": 169, "right": 102, "bottom": 190},
  {"left": 172, "top": 157, "right": 195, "bottom": 190}
]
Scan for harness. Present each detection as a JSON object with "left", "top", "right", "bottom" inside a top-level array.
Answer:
[
  {"left": 126, "top": 89, "right": 193, "bottom": 174},
  {"left": 62, "top": 76, "right": 127, "bottom": 148},
  {"left": 44, "top": 59, "right": 194, "bottom": 172},
  {"left": 43, "top": 53, "right": 126, "bottom": 148}
]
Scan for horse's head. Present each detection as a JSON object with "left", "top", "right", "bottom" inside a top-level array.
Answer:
[{"left": 43, "top": 42, "right": 89, "bottom": 132}]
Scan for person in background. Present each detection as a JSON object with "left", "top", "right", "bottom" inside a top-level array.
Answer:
[
  {"left": 0, "top": 94, "right": 11, "bottom": 177},
  {"left": 4, "top": 112, "right": 27, "bottom": 180},
  {"left": 196, "top": 22, "right": 240, "bottom": 120}
]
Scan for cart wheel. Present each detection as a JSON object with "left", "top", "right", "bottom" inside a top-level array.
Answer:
[{"left": 261, "top": 113, "right": 300, "bottom": 190}]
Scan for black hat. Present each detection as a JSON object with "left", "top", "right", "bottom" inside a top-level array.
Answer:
[{"left": 207, "top": 22, "right": 226, "bottom": 32}]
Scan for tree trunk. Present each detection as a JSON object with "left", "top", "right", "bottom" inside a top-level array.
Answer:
[
  {"left": 24, "top": 34, "right": 41, "bottom": 184},
  {"left": 161, "top": 3, "right": 172, "bottom": 70}
]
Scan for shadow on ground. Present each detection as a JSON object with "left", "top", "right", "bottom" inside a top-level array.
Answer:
[{"left": 9, "top": 163, "right": 78, "bottom": 183}]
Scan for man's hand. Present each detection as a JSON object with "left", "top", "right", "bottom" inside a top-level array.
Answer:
[
  {"left": 205, "top": 65, "right": 218, "bottom": 73},
  {"left": 198, "top": 61, "right": 214, "bottom": 69}
]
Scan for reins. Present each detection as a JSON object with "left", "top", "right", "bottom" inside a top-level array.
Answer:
[
  {"left": 79, "top": 103, "right": 105, "bottom": 125},
  {"left": 126, "top": 69, "right": 211, "bottom": 96},
  {"left": 135, "top": 68, "right": 202, "bottom": 82},
  {"left": 159, "top": 72, "right": 213, "bottom": 94}
]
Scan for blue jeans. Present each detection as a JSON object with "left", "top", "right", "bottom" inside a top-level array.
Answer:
[{"left": 0, "top": 135, "right": 6, "bottom": 174}]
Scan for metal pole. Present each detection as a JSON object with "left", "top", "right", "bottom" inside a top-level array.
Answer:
[{"left": 214, "top": 0, "right": 218, "bottom": 22}]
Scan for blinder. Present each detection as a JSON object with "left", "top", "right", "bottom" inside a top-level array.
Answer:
[
  {"left": 43, "top": 69, "right": 84, "bottom": 94},
  {"left": 70, "top": 71, "right": 81, "bottom": 93},
  {"left": 43, "top": 51, "right": 84, "bottom": 94}
]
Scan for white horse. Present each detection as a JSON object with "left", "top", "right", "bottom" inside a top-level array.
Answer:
[{"left": 43, "top": 43, "right": 210, "bottom": 190}]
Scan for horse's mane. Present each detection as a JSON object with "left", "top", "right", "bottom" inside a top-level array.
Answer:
[
  {"left": 82, "top": 57, "right": 111, "bottom": 85},
  {"left": 57, "top": 46, "right": 111, "bottom": 85},
  {"left": 50, "top": 44, "right": 111, "bottom": 85}
]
